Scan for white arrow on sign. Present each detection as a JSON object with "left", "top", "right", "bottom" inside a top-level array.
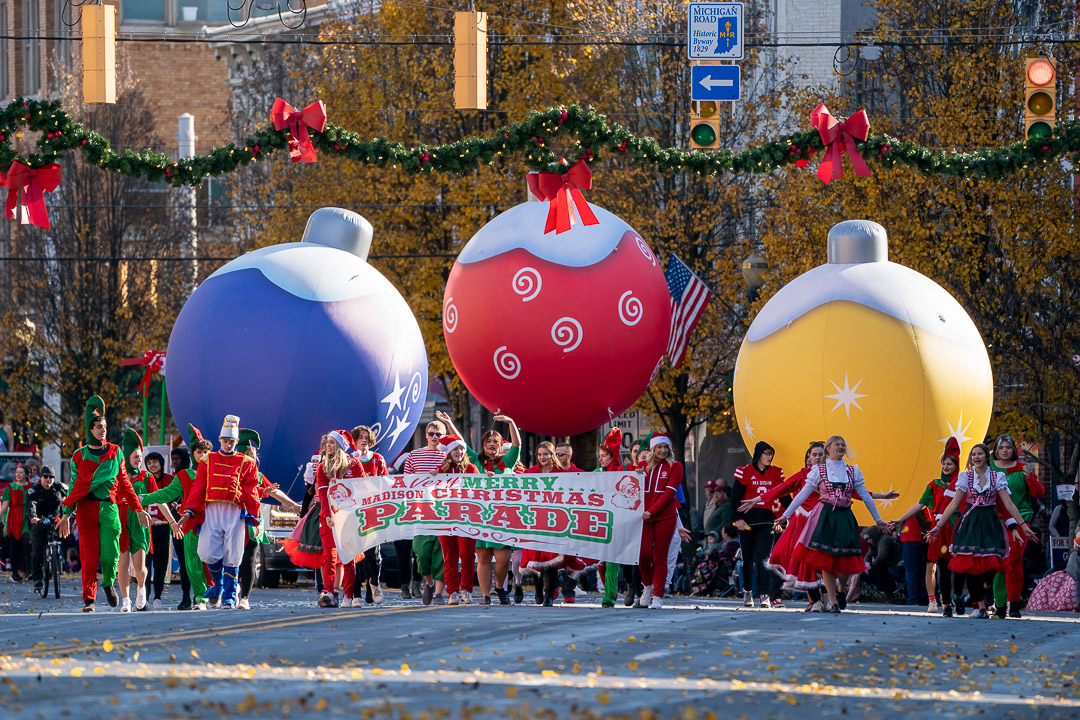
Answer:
[{"left": 698, "top": 74, "right": 734, "bottom": 90}]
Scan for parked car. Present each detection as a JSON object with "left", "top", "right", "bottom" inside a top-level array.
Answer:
[{"left": 254, "top": 502, "right": 309, "bottom": 587}]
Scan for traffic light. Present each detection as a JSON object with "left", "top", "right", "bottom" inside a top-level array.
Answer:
[
  {"left": 82, "top": 3, "right": 116, "bottom": 104},
  {"left": 453, "top": 12, "right": 487, "bottom": 110},
  {"left": 1024, "top": 57, "right": 1056, "bottom": 140},
  {"left": 690, "top": 100, "right": 720, "bottom": 150}
]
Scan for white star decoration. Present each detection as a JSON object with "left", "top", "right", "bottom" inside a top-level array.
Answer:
[
  {"left": 381, "top": 373, "right": 407, "bottom": 415},
  {"left": 940, "top": 410, "right": 973, "bottom": 446},
  {"left": 383, "top": 414, "right": 411, "bottom": 448},
  {"left": 825, "top": 374, "right": 868, "bottom": 418},
  {"left": 742, "top": 416, "right": 756, "bottom": 441},
  {"left": 876, "top": 485, "right": 897, "bottom": 510}
]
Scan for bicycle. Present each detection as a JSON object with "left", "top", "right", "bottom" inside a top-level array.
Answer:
[{"left": 39, "top": 518, "right": 62, "bottom": 600}]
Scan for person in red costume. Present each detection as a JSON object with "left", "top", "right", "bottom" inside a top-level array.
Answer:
[
  {"left": 1, "top": 464, "right": 32, "bottom": 582},
  {"left": 740, "top": 442, "right": 826, "bottom": 611},
  {"left": 58, "top": 396, "right": 149, "bottom": 612},
  {"left": 595, "top": 427, "right": 626, "bottom": 608},
  {"left": 178, "top": 414, "right": 260, "bottom": 610},
  {"left": 730, "top": 441, "right": 786, "bottom": 609},
  {"left": 892, "top": 438, "right": 961, "bottom": 616},
  {"left": 431, "top": 434, "right": 480, "bottom": 605},
  {"left": 316, "top": 429, "right": 368, "bottom": 608},
  {"left": 989, "top": 434, "right": 1044, "bottom": 618},
  {"left": 927, "top": 443, "right": 1037, "bottom": 619},
  {"left": 635, "top": 434, "right": 682, "bottom": 609},
  {"left": 350, "top": 424, "right": 390, "bottom": 604}
]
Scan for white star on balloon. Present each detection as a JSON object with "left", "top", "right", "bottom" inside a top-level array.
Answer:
[
  {"left": 383, "top": 413, "right": 411, "bottom": 448},
  {"left": 876, "top": 485, "right": 898, "bottom": 510},
  {"left": 939, "top": 410, "right": 973, "bottom": 446},
  {"left": 381, "top": 373, "right": 407, "bottom": 416},
  {"left": 742, "top": 416, "right": 756, "bottom": 441},
  {"left": 825, "top": 374, "right": 867, "bottom": 418}
]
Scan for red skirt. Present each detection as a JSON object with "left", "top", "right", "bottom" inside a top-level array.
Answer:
[
  {"left": 926, "top": 520, "right": 954, "bottom": 563},
  {"left": 948, "top": 553, "right": 1007, "bottom": 575},
  {"left": 792, "top": 544, "right": 867, "bottom": 575},
  {"left": 769, "top": 510, "right": 821, "bottom": 589}
]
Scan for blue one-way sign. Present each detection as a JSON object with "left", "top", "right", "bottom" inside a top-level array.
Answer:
[
  {"left": 691, "top": 65, "right": 740, "bottom": 101},
  {"left": 688, "top": 2, "right": 744, "bottom": 60}
]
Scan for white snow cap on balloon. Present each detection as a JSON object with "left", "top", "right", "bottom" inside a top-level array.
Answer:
[{"left": 746, "top": 220, "right": 984, "bottom": 344}]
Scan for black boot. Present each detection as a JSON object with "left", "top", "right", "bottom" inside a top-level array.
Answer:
[
  {"left": 542, "top": 568, "right": 559, "bottom": 607},
  {"left": 1007, "top": 601, "right": 1022, "bottom": 618},
  {"left": 103, "top": 585, "right": 119, "bottom": 607},
  {"left": 534, "top": 579, "right": 545, "bottom": 606},
  {"left": 514, "top": 584, "right": 524, "bottom": 604}
]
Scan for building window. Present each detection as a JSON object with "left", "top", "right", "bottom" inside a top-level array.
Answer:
[
  {"left": 0, "top": 3, "right": 9, "bottom": 99},
  {"left": 23, "top": 0, "right": 39, "bottom": 95},
  {"left": 122, "top": 0, "right": 167, "bottom": 23}
]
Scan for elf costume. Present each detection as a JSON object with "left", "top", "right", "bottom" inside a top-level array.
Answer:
[
  {"left": 140, "top": 423, "right": 212, "bottom": 607},
  {"left": 467, "top": 439, "right": 519, "bottom": 552},
  {"left": 2, "top": 471, "right": 31, "bottom": 579},
  {"left": 181, "top": 415, "right": 260, "bottom": 609},
  {"left": 917, "top": 437, "right": 960, "bottom": 613},
  {"left": 62, "top": 396, "right": 145, "bottom": 610},
  {"left": 989, "top": 434, "right": 1044, "bottom": 616},
  {"left": 437, "top": 436, "right": 479, "bottom": 604},
  {"left": 595, "top": 427, "right": 625, "bottom": 607},
  {"left": 119, "top": 428, "right": 158, "bottom": 557}
]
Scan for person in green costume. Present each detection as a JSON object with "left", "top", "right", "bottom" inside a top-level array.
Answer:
[
  {"left": 594, "top": 427, "right": 627, "bottom": 608},
  {"left": 139, "top": 424, "right": 212, "bottom": 609},
  {"left": 989, "top": 434, "right": 1045, "bottom": 618},
  {"left": 435, "top": 410, "right": 521, "bottom": 605}
]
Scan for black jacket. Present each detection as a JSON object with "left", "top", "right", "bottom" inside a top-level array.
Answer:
[{"left": 28, "top": 481, "right": 68, "bottom": 522}]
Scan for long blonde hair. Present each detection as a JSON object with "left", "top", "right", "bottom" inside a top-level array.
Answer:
[
  {"left": 824, "top": 435, "right": 847, "bottom": 460},
  {"left": 645, "top": 441, "right": 670, "bottom": 471},
  {"left": 322, "top": 443, "right": 350, "bottom": 479}
]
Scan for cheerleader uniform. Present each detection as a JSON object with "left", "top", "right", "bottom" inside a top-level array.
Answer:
[
  {"left": 783, "top": 460, "right": 883, "bottom": 575},
  {"left": 947, "top": 468, "right": 1012, "bottom": 608},
  {"left": 758, "top": 467, "right": 821, "bottom": 590}
]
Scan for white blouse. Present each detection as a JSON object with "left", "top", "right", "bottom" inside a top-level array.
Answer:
[
  {"left": 955, "top": 468, "right": 1009, "bottom": 495},
  {"left": 783, "top": 458, "right": 882, "bottom": 523}
]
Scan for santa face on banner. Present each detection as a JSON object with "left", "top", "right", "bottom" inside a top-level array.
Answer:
[
  {"left": 443, "top": 201, "right": 670, "bottom": 436},
  {"left": 733, "top": 220, "right": 994, "bottom": 523}
]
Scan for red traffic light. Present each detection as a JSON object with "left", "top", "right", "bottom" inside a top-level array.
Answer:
[{"left": 1027, "top": 60, "right": 1055, "bottom": 86}]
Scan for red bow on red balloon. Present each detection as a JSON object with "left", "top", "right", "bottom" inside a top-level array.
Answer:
[
  {"left": 136, "top": 350, "right": 166, "bottom": 396},
  {"left": 810, "top": 104, "right": 872, "bottom": 185},
  {"left": 526, "top": 160, "right": 600, "bottom": 234},
  {"left": 271, "top": 97, "right": 327, "bottom": 164},
  {"left": 4, "top": 161, "right": 61, "bottom": 228}
]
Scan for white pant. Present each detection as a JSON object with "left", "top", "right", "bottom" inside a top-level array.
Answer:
[
  {"left": 197, "top": 502, "right": 246, "bottom": 566},
  {"left": 666, "top": 515, "right": 684, "bottom": 586}
]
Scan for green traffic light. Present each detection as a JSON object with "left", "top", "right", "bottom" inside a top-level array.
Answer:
[
  {"left": 1027, "top": 120, "right": 1052, "bottom": 139},
  {"left": 691, "top": 122, "right": 717, "bottom": 147}
]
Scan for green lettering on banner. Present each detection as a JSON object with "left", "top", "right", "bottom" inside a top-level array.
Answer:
[{"left": 461, "top": 477, "right": 483, "bottom": 489}]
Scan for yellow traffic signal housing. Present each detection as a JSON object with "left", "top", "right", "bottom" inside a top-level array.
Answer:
[
  {"left": 689, "top": 100, "right": 720, "bottom": 150},
  {"left": 82, "top": 3, "right": 116, "bottom": 104},
  {"left": 1024, "top": 57, "right": 1056, "bottom": 140},
  {"left": 454, "top": 12, "right": 487, "bottom": 110}
]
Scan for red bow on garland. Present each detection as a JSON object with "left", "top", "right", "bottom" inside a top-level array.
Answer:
[
  {"left": 270, "top": 97, "right": 327, "bottom": 164},
  {"left": 134, "top": 350, "right": 166, "bottom": 396},
  {"left": 4, "top": 161, "right": 61, "bottom": 228},
  {"left": 526, "top": 160, "right": 600, "bottom": 234},
  {"left": 810, "top": 104, "right": 871, "bottom": 185}
]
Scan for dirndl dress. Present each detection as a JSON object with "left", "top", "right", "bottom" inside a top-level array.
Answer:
[
  {"left": 947, "top": 468, "right": 1010, "bottom": 575},
  {"left": 281, "top": 501, "right": 324, "bottom": 568},
  {"left": 770, "top": 504, "right": 822, "bottom": 589},
  {"left": 791, "top": 465, "right": 867, "bottom": 575}
]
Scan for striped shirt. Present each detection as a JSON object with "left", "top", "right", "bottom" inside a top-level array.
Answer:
[{"left": 404, "top": 447, "right": 446, "bottom": 474}]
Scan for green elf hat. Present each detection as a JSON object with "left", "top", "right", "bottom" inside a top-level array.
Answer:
[
  {"left": 237, "top": 428, "right": 261, "bottom": 454},
  {"left": 186, "top": 423, "right": 204, "bottom": 448},
  {"left": 84, "top": 395, "right": 106, "bottom": 444},
  {"left": 637, "top": 431, "right": 655, "bottom": 453},
  {"left": 122, "top": 427, "right": 145, "bottom": 474}
]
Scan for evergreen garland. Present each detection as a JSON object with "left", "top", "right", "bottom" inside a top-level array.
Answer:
[{"left": 1, "top": 97, "right": 1075, "bottom": 188}]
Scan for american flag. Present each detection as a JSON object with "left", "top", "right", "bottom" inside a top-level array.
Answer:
[{"left": 664, "top": 253, "right": 712, "bottom": 368}]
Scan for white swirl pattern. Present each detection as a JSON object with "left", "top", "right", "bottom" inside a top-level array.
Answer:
[
  {"left": 551, "top": 317, "right": 583, "bottom": 353},
  {"left": 636, "top": 237, "right": 655, "bottom": 265},
  {"left": 512, "top": 267, "right": 543, "bottom": 302},
  {"left": 493, "top": 346, "right": 522, "bottom": 380},
  {"left": 618, "top": 290, "right": 643, "bottom": 326},
  {"left": 408, "top": 371, "right": 423, "bottom": 404},
  {"left": 442, "top": 297, "right": 458, "bottom": 333}
]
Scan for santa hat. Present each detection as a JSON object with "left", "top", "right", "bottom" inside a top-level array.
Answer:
[
  {"left": 942, "top": 436, "right": 961, "bottom": 462},
  {"left": 329, "top": 429, "right": 357, "bottom": 454},
  {"left": 602, "top": 427, "right": 623, "bottom": 457},
  {"left": 84, "top": 395, "right": 106, "bottom": 444},
  {"left": 122, "top": 428, "right": 144, "bottom": 474},
  {"left": 237, "top": 428, "right": 261, "bottom": 453},
  {"left": 220, "top": 415, "right": 240, "bottom": 440},
  {"left": 187, "top": 423, "right": 204, "bottom": 448},
  {"left": 501, "top": 442, "right": 512, "bottom": 454},
  {"left": 649, "top": 434, "right": 671, "bottom": 450},
  {"left": 439, "top": 434, "right": 466, "bottom": 454}
]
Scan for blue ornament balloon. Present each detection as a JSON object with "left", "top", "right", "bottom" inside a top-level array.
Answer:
[{"left": 166, "top": 208, "right": 428, "bottom": 497}]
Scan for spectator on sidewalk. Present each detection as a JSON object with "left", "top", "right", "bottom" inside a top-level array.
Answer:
[{"left": 28, "top": 466, "right": 66, "bottom": 593}]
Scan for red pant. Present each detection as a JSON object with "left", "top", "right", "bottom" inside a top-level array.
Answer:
[
  {"left": 319, "top": 522, "right": 355, "bottom": 598},
  {"left": 639, "top": 515, "right": 676, "bottom": 598},
  {"left": 439, "top": 536, "right": 476, "bottom": 594},
  {"left": 1004, "top": 531, "right": 1027, "bottom": 602},
  {"left": 75, "top": 500, "right": 122, "bottom": 603}
]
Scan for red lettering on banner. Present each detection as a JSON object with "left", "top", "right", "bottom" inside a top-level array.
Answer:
[
  {"left": 566, "top": 492, "right": 586, "bottom": 506},
  {"left": 444, "top": 501, "right": 485, "bottom": 524},
  {"left": 523, "top": 490, "right": 541, "bottom": 502},
  {"left": 399, "top": 501, "right": 441, "bottom": 523},
  {"left": 359, "top": 502, "right": 400, "bottom": 533},
  {"left": 391, "top": 477, "right": 406, "bottom": 489},
  {"left": 571, "top": 508, "right": 608, "bottom": 539},
  {"left": 533, "top": 507, "right": 572, "bottom": 534},
  {"left": 505, "top": 489, "right": 522, "bottom": 502},
  {"left": 587, "top": 493, "right": 604, "bottom": 507},
  {"left": 541, "top": 491, "right": 565, "bottom": 504},
  {"left": 488, "top": 504, "right": 528, "bottom": 530}
]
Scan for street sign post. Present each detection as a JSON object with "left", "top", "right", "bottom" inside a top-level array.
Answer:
[
  {"left": 691, "top": 64, "right": 740, "bottom": 101},
  {"left": 688, "top": 2, "right": 744, "bottom": 60}
]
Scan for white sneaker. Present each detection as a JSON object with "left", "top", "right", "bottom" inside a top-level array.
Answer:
[
  {"left": 927, "top": 600, "right": 940, "bottom": 613},
  {"left": 351, "top": 597, "right": 363, "bottom": 607},
  {"left": 650, "top": 595, "right": 663, "bottom": 609},
  {"left": 237, "top": 597, "right": 251, "bottom": 610},
  {"left": 743, "top": 591, "right": 755, "bottom": 608},
  {"left": 121, "top": 597, "right": 132, "bottom": 612},
  {"left": 448, "top": 592, "right": 460, "bottom": 606},
  {"left": 459, "top": 591, "right": 471, "bottom": 605},
  {"left": 135, "top": 586, "right": 147, "bottom": 610},
  {"left": 371, "top": 583, "right": 384, "bottom": 604},
  {"left": 152, "top": 599, "right": 162, "bottom": 611},
  {"left": 638, "top": 586, "right": 653, "bottom": 607},
  {"left": 209, "top": 597, "right": 222, "bottom": 609},
  {"left": 318, "top": 591, "right": 336, "bottom": 608},
  {"left": 193, "top": 601, "right": 207, "bottom": 611},
  {"left": 760, "top": 596, "right": 772, "bottom": 609}
]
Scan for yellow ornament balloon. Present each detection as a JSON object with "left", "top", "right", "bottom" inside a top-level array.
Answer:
[{"left": 733, "top": 221, "right": 992, "bottom": 523}]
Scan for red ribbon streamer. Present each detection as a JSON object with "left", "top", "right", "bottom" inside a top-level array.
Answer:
[
  {"left": 526, "top": 160, "right": 600, "bottom": 234},
  {"left": 4, "top": 161, "right": 61, "bottom": 228},
  {"left": 810, "top": 104, "right": 871, "bottom": 185},
  {"left": 132, "top": 350, "right": 166, "bottom": 396},
  {"left": 270, "top": 97, "right": 327, "bottom": 164}
]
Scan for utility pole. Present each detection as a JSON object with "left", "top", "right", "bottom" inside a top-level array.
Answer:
[{"left": 177, "top": 113, "right": 198, "bottom": 294}]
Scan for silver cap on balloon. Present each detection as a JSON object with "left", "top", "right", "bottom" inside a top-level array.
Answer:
[
  {"left": 827, "top": 220, "right": 888, "bottom": 264},
  {"left": 301, "top": 207, "right": 373, "bottom": 261}
]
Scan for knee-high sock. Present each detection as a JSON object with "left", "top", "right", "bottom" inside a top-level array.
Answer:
[
  {"left": 221, "top": 565, "right": 240, "bottom": 604},
  {"left": 206, "top": 560, "right": 224, "bottom": 600}
]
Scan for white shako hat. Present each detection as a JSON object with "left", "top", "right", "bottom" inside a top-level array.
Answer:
[{"left": 220, "top": 415, "right": 240, "bottom": 440}]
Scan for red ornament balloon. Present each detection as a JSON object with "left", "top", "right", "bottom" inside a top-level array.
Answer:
[{"left": 444, "top": 201, "right": 670, "bottom": 436}]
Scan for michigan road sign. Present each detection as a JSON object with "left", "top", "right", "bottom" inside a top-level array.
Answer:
[
  {"left": 691, "top": 64, "right": 740, "bottom": 101},
  {"left": 687, "top": 2, "right": 744, "bottom": 60}
]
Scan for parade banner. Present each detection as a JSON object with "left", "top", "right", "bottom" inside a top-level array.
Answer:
[{"left": 328, "top": 472, "right": 644, "bottom": 564}]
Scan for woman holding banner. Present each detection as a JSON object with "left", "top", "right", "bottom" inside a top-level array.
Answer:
[
  {"left": 637, "top": 435, "right": 683, "bottom": 610},
  {"left": 315, "top": 430, "right": 366, "bottom": 609},
  {"left": 350, "top": 425, "right": 390, "bottom": 604},
  {"left": 432, "top": 434, "right": 480, "bottom": 605}
]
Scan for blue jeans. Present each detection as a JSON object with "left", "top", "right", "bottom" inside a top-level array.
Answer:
[{"left": 902, "top": 541, "right": 928, "bottom": 605}]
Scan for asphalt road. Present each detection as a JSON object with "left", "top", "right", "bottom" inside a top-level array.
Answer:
[{"left": 2, "top": 576, "right": 1080, "bottom": 719}]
